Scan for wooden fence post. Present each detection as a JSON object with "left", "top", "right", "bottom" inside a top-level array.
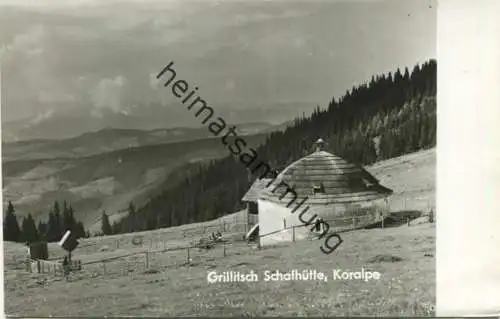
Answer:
[
  {"left": 381, "top": 218, "right": 385, "bottom": 228},
  {"left": 145, "top": 252, "right": 149, "bottom": 269},
  {"left": 223, "top": 242, "right": 226, "bottom": 257},
  {"left": 292, "top": 226, "right": 296, "bottom": 242},
  {"left": 407, "top": 217, "right": 410, "bottom": 227},
  {"left": 186, "top": 247, "right": 190, "bottom": 265},
  {"left": 37, "top": 260, "right": 41, "bottom": 273},
  {"left": 103, "top": 262, "right": 106, "bottom": 274},
  {"left": 117, "top": 240, "right": 119, "bottom": 249}
]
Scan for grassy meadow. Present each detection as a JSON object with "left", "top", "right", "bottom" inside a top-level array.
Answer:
[
  {"left": 4, "top": 222, "right": 435, "bottom": 317},
  {"left": 3, "top": 148, "right": 436, "bottom": 316}
]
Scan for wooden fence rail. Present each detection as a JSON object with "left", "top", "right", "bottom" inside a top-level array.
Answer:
[
  {"left": 26, "top": 259, "right": 82, "bottom": 275},
  {"left": 32, "top": 208, "right": 433, "bottom": 278}
]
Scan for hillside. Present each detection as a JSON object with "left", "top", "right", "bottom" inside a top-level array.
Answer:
[
  {"left": 2, "top": 148, "right": 436, "bottom": 317},
  {"left": 2, "top": 133, "right": 268, "bottom": 231}
]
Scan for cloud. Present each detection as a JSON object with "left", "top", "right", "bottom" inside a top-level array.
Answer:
[
  {"left": 4, "top": 24, "right": 47, "bottom": 56},
  {"left": 149, "top": 72, "right": 161, "bottom": 90},
  {"left": 24, "top": 109, "right": 55, "bottom": 127},
  {"left": 90, "top": 76, "right": 127, "bottom": 114},
  {"left": 0, "top": 0, "right": 436, "bottom": 135},
  {"left": 38, "top": 91, "right": 75, "bottom": 103}
]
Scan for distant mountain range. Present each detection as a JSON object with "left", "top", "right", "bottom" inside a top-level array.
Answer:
[
  {"left": 1, "top": 121, "right": 289, "bottom": 231},
  {"left": 2, "top": 101, "right": 313, "bottom": 142},
  {"left": 2, "top": 121, "right": 291, "bottom": 162}
]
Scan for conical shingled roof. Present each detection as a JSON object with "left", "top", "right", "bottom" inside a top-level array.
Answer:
[
  {"left": 259, "top": 141, "right": 393, "bottom": 206},
  {"left": 242, "top": 178, "right": 273, "bottom": 202}
]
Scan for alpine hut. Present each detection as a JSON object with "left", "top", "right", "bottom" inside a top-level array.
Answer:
[{"left": 251, "top": 138, "right": 393, "bottom": 247}]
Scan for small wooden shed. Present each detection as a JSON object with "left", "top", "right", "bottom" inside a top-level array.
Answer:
[{"left": 29, "top": 241, "right": 49, "bottom": 260}]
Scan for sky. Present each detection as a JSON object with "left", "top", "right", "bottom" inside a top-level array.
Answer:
[{"left": 0, "top": 0, "right": 437, "bottom": 140}]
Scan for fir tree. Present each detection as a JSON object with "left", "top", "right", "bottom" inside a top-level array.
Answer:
[
  {"left": 53, "top": 201, "right": 62, "bottom": 239},
  {"left": 62, "top": 200, "right": 70, "bottom": 232},
  {"left": 37, "top": 221, "right": 47, "bottom": 240},
  {"left": 111, "top": 221, "right": 120, "bottom": 235},
  {"left": 76, "top": 221, "right": 86, "bottom": 239},
  {"left": 47, "top": 211, "right": 57, "bottom": 242},
  {"left": 127, "top": 202, "right": 137, "bottom": 232},
  {"left": 21, "top": 213, "right": 38, "bottom": 244},
  {"left": 101, "top": 211, "right": 112, "bottom": 236},
  {"left": 3, "top": 201, "right": 21, "bottom": 242}
]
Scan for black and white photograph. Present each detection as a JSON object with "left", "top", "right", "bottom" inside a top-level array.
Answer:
[{"left": 1, "top": 0, "right": 438, "bottom": 316}]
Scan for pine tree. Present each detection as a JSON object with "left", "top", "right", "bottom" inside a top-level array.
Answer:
[
  {"left": 21, "top": 213, "right": 38, "bottom": 244},
  {"left": 63, "top": 202, "right": 77, "bottom": 234},
  {"left": 3, "top": 201, "right": 21, "bottom": 242},
  {"left": 53, "top": 201, "right": 62, "bottom": 239},
  {"left": 72, "top": 221, "right": 85, "bottom": 239},
  {"left": 37, "top": 221, "right": 47, "bottom": 240},
  {"left": 111, "top": 221, "right": 120, "bottom": 235},
  {"left": 128, "top": 202, "right": 137, "bottom": 232},
  {"left": 101, "top": 211, "right": 112, "bottom": 235},
  {"left": 47, "top": 212, "right": 57, "bottom": 242},
  {"left": 62, "top": 200, "right": 70, "bottom": 232}
]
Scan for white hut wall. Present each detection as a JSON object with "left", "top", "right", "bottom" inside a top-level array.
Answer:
[
  {"left": 257, "top": 198, "right": 390, "bottom": 247},
  {"left": 258, "top": 200, "right": 309, "bottom": 246}
]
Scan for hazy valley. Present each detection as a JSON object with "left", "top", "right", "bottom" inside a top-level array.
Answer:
[{"left": 2, "top": 124, "right": 281, "bottom": 232}]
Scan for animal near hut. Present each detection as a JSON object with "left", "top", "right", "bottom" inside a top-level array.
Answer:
[{"left": 242, "top": 138, "right": 393, "bottom": 247}]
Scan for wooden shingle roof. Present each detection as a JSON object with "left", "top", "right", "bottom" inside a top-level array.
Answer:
[
  {"left": 242, "top": 178, "right": 273, "bottom": 202},
  {"left": 259, "top": 150, "right": 393, "bottom": 206}
]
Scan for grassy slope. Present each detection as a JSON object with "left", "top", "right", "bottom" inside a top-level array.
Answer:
[
  {"left": 367, "top": 147, "right": 435, "bottom": 212},
  {"left": 2, "top": 133, "right": 267, "bottom": 230},
  {"left": 3, "top": 148, "right": 435, "bottom": 316}
]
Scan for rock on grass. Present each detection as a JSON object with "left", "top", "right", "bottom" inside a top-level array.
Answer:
[{"left": 367, "top": 254, "right": 404, "bottom": 263}]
